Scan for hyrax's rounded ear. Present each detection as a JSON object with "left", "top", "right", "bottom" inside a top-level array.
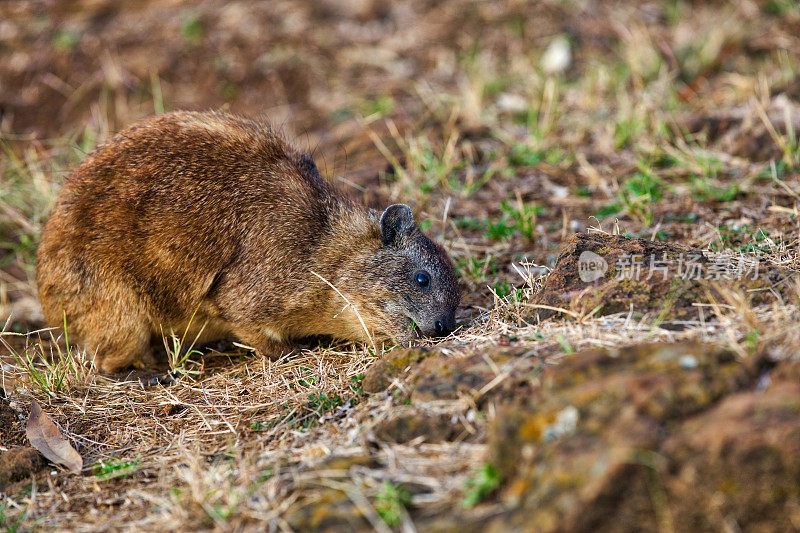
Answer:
[
  {"left": 298, "top": 153, "right": 325, "bottom": 187},
  {"left": 380, "top": 204, "right": 415, "bottom": 246}
]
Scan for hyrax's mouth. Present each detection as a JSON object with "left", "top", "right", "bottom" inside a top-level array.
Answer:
[{"left": 408, "top": 317, "right": 424, "bottom": 339}]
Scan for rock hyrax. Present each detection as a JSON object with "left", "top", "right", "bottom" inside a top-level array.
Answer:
[{"left": 36, "top": 111, "right": 460, "bottom": 372}]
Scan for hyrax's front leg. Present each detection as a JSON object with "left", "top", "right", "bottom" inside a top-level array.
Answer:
[
  {"left": 84, "top": 328, "right": 154, "bottom": 373},
  {"left": 74, "top": 299, "right": 154, "bottom": 374},
  {"left": 230, "top": 328, "right": 293, "bottom": 360}
]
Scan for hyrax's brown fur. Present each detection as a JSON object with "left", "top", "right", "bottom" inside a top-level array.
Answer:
[{"left": 37, "top": 111, "right": 459, "bottom": 373}]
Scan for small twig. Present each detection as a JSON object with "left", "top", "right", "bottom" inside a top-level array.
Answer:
[
  {"left": 310, "top": 270, "right": 377, "bottom": 353},
  {"left": 523, "top": 303, "right": 582, "bottom": 319}
]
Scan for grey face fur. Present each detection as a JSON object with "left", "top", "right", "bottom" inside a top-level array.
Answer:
[{"left": 378, "top": 204, "right": 460, "bottom": 339}]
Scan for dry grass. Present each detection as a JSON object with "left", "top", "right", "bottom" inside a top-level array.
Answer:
[{"left": 3, "top": 259, "right": 797, "bottom": 530}]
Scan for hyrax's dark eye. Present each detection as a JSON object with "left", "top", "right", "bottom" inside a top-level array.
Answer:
[{"left": 415, "top": 270, "right": 430, "bottom": 288}]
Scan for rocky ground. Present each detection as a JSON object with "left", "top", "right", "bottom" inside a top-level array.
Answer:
[{"left": 1, "top": 1, "right": 800, "bottom": 531}]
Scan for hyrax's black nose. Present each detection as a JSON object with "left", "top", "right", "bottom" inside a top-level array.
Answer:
[{"left": 434, "top": 319, "right": 453, "bottom": 336}]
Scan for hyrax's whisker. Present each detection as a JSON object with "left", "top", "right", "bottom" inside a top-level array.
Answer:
[{"left": 311, "top": 270, "right": 376, "bottom": 352}]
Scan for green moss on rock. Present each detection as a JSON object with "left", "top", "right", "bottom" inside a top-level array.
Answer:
[
  {"left": 481, "top": 342, "right": 800, "bottom": 531},
  {"left": 362, "top": 348, "right": 438, "bottom": 394}
]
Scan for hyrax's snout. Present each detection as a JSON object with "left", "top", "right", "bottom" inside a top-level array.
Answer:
[{"left": 425, "top": 313, "right": 456, "bottom": 338}]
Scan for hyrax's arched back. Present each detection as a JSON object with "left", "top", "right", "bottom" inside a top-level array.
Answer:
[{"left": 37, "top": 111, "right": 459, "bottom": 372}]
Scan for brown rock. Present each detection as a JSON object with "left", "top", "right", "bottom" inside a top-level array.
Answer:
[
  {"left": 284, "top": 454, "right": 379, "bottom": 531},
  {"left": 0, "top": 447, "right": 46, "bottom": 490},
  {"left": 362, "top": 347, "right": 437, "bottom": 394},
  {"left": 662, "top": 379, "right": 800, "bottom": 531},
  {"left": 375, "top": 412, "right": 461, "bottom": 443},
  {"left": 412, "top": 367, "right": 491, "bottom": 403},
  {"left": 480, "top": 342, "right": 800, "bottom": 531},
  {"left": 286, "top": 487, "right": 371, "bottom": 532},
  {"left": 531, "top": 232, "right": 797, "bottom": 322},
  {"left": 0, "top": 397, "right": 22, "bottom": 447},
  {"left": 315, "top": 453, "right": 377, "bottom": 471},
  {"left": 409, "top": 348, "right": 541, "bottom": 405}
]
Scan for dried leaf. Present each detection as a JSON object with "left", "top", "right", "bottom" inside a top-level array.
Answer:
[{"left": 26, "top": 399, "right": 83, "bottom": 472}]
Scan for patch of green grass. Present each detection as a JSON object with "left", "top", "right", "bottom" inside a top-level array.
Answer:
[
  {"left": 181, "top": 14, "right": 203, "bottom": 45},
  {"left": 290, "top": 366, "right": 319, "bottom": 389},
  {"left": 0, "top": 232, "right": 37, "bottom": 271},
  {"left": 393, "top": 135, "right": 464, "bottom": 196},
  {"left": 465, "top": 156, "right": 509, "bottom": 196},
  {"left": 0, "top": 501, "right": 29, "bottom": 533},
  {"left": 484, "top": 217, "right": 515, "bottom": 240},
  {"left": 162, "top": 309, "right": 206, "bottom": 376},
  {"left": 712, "top": 224, "right": 777, "bottom": 253},
  {"left": 484, "top": 199, "right": 541, "bottom": 242},
  {"left": 614, "top": 116, "right": 644, "bottom": 149},
  {"left": 359, "top": 94, "right": 395, "bottom": 118},
  {"left": 306, "top": 393, "right": 344, "bottom": 413},
  {"left": 556, "top": 335, "right": 574, "bottom": 354},
  {"left": 493, "top": 279, "right": 527, "bottom": 302},
  {"left": 757, "top": 159, "right": 789, "bottom": 179},
  {"left": 763, "top": 0, "right": 800, "bottom": 16},
  {"left": 689, "top": 176, "right": 739, "bottom": 202},
  {"left": 651, "top": 152, "right": 678, "bottom": 169},
  {"left": 744, "top": 329, "right": 761, "bottom": 352},
  {"left": 595, "top": 202, "right": 623, "bottom": 219},
  {"left": 508, "top": 143, "right": 545, "bottom": 167},
  {"left": 665, "top": 212, "right": 699, "bottom": 223},
  {"left": 375, "top": 481, "right": 412, "bottom": 527},
  {"left": 693, "top": 153, "right": 723, "bottom": 178},
  {"left": 265, "top": 392, "right": 351, "bottom": 431},
  {"left": 453, "top": 216, "right": 485, "bottom": 230},
  {"left": 0, "top": 143, "right": 66, "bottom": 274},
  {"left": 501, "top": 199, "right": 541, "bottom": 241},
  {"left": 622, "top": 171, "right": 664, "bottom": 203},
  {"left": 493, "top": 279, "right": 512, "bottom": 299},
  {"left": 372, "top": 126, "right": 466, "bottom": 200},
  {"left": 349, "top": 373, "right": 365, "bottom": 395},
  {"left": 419, "top": 146, "right": 464, "bottom": 193},
  {"left": 92, "top": 456, "right": 140, "bottom": 481},
  {"left": 2, "top": 317, "right": 90, "bottom": 397},
  {"left": 462, "top": 463, "right": 501, "bottom": 508},
  {"left": 51, "top": 29, "right": 80, "bottom": 52},
  {"left": 375, "top": 123, "right": 504, "bottom": 198},
  {"left": 507, "top": 143, "right": 567, "bottom": 168},
  {"left": 455, "top": 255, "right": 497, "bottom": 283},
  {"left": 619, "top": 171, "right": 665, "bottom": 225},
  {"left": 208, "top": 503, "right": 235, "bottom": 522},
  {"left": 653, "top": 230, "right": 672, "bottom": 241}
]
